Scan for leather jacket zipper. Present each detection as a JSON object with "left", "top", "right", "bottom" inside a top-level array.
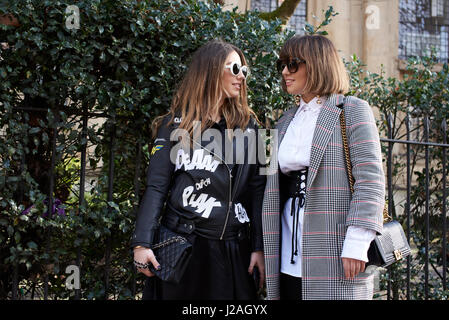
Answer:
[
  {"left": 219, "top": 169, "right": 233, "bottom": 240},
  {"left": 191, "top": 139, "right": 233, "bottom": 240},
  {"left": 220, "top": 164, "right": 243, "bottom": 239}
]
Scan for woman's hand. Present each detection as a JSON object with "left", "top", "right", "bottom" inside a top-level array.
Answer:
[
  {"left": 248, "top": 250, "right": 265, "bottom": 289},
  {"left": 133, "top": 246, "right": 161, "bottom": 277},
  {"left": 341, "top": 257, "right": 366, "bottom": 280}
]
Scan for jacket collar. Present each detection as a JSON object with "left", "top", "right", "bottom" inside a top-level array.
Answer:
[
  {"left": 275, "top": 93, "right": 345, "bottom": 186},
  {"left": 306, "top": 93, "right": 345, "bottom": 188}
]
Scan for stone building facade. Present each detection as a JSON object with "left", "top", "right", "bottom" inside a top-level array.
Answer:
[{"left": 223, "top": 0, "right": 449, "bottom": 79}]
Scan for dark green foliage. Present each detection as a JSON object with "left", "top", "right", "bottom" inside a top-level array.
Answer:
[
  {"left": 0, "top": 0, "right": 291, "bottom": 299},
  {"left": 303, "top": 5, "right": 338, "bottom": 36}
]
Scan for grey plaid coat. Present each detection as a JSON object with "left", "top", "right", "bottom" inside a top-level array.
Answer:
[{"left": 262, "top": 94, "right": 385, "bottom": 300}]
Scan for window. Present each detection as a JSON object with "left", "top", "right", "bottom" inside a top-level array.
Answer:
[
  {"left": 399, "top": 0, "right": 449, "bottom": 63},
  {"left": 251, "top": 0, "right": 307, "bottom": 35}
]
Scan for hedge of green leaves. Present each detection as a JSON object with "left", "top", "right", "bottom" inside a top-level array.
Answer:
[{"left": 0, "top": 0, "right": 293, "bottom": 299}]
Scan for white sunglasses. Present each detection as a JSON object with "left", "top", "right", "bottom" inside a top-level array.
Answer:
[{"left": 224, "top": 62, "right": 249, "bottom": 79}]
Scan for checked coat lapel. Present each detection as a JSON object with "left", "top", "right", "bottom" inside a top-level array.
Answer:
[
  {"left": 306, "top": 94, "right": 344, "bottom": 189},
  {"left": 275, "top": 94, "right": 345, "bottom": 190},
  {"left": 275, "top": 94, "right": 345, "bottom": 184}
]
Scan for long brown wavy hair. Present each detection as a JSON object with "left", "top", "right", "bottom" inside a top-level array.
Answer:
[{"left": 152, "top": 39, "right": 256, "bottom": 138}]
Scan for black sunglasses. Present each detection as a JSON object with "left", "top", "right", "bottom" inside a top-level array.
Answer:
[{"left": 276, "top": 57, "right": 306, "bottom": 74}]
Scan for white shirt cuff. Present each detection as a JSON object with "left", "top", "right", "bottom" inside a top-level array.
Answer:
[{"left": 341, "top": 226, "right": 376, "bottom": 262}]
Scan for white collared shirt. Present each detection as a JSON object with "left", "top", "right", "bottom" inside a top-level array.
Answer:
[{"left": 278, "top": 96, "right": 376, "bottom": 277}]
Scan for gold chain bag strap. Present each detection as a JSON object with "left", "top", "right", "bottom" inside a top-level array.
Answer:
[{"left": 339, "top": 101, "right": 410, "bottom": 268}]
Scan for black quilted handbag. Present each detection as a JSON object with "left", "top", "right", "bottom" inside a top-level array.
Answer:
[
  {"left": 366, "top": 219, "right": 411, "bottom": 267},
  {"left": 149, "top": 225, "right": 193, "bottom": 284},
  {"left": 339, "top": 104, "right": 411, "bottom": 268}
]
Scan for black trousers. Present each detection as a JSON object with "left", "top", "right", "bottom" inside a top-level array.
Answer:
[
  {"left": 280, "top": 272, "right": 302, "bottom": 300},
  {"left": 143, "top": 235, "right": 257, "bottom": 300}
]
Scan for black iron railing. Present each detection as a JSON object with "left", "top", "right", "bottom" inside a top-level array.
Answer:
[
  {"left": 2, "top": 107, "right": 448, "bottom": 300},
  {"left": 381, "top": 113, "right": 448, "bottom": 300}
]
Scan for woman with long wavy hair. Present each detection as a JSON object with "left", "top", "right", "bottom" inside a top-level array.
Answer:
[{"left": 131, "top": 39, "right": 266, "bottom": 300}]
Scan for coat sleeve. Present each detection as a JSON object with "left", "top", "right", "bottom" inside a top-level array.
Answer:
[
  {"left": 245, "top": 163, "right": 266, "bottom": 252},
  {"left": 130, "top": 116, "right": 175, "bottom": 248},
  {"left": 344, "top": 97, "right": 384, "bottom": 234},
  {"left": 249, "top": 121, "right": 267, "bottom": 252}
]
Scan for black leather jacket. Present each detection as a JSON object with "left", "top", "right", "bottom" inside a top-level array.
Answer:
[{"left": 131, "top": 115, "right": 266, "bottom": 252}]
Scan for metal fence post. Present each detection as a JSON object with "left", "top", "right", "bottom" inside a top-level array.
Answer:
[
  {"left": 406, "top": 114, "right": 411, "bottom": 299},
  {"left": 442, "top": 119, "right": 447, "bottom": 292},
  {"left": 424, "top": 117, "right": 430, "bottom": 300},
  {"left": 75, "top": 105, "right": 89, "bottom": 300},
  {"left": 104, "top": 118, "right": 116, "bottom": 299},
  {"left": 131, "top": 125, "right": 143, "bottom": 299}
]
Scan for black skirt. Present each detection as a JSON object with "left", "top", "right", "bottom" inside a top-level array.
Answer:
[{"left": 142, "top": 234, "right": 257, "bottom": 300}]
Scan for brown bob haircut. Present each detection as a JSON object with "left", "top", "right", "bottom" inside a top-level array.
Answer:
[{"left": 279, "top": 34, "right": 349, "bottom": 96}]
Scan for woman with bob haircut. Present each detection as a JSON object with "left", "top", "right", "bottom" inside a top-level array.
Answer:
[
  {"left": 262, "top": 34, "right": 385, "bottom": 300},
  {"left": 131, "top": 39, "right": 266, "bottom": 300}
]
